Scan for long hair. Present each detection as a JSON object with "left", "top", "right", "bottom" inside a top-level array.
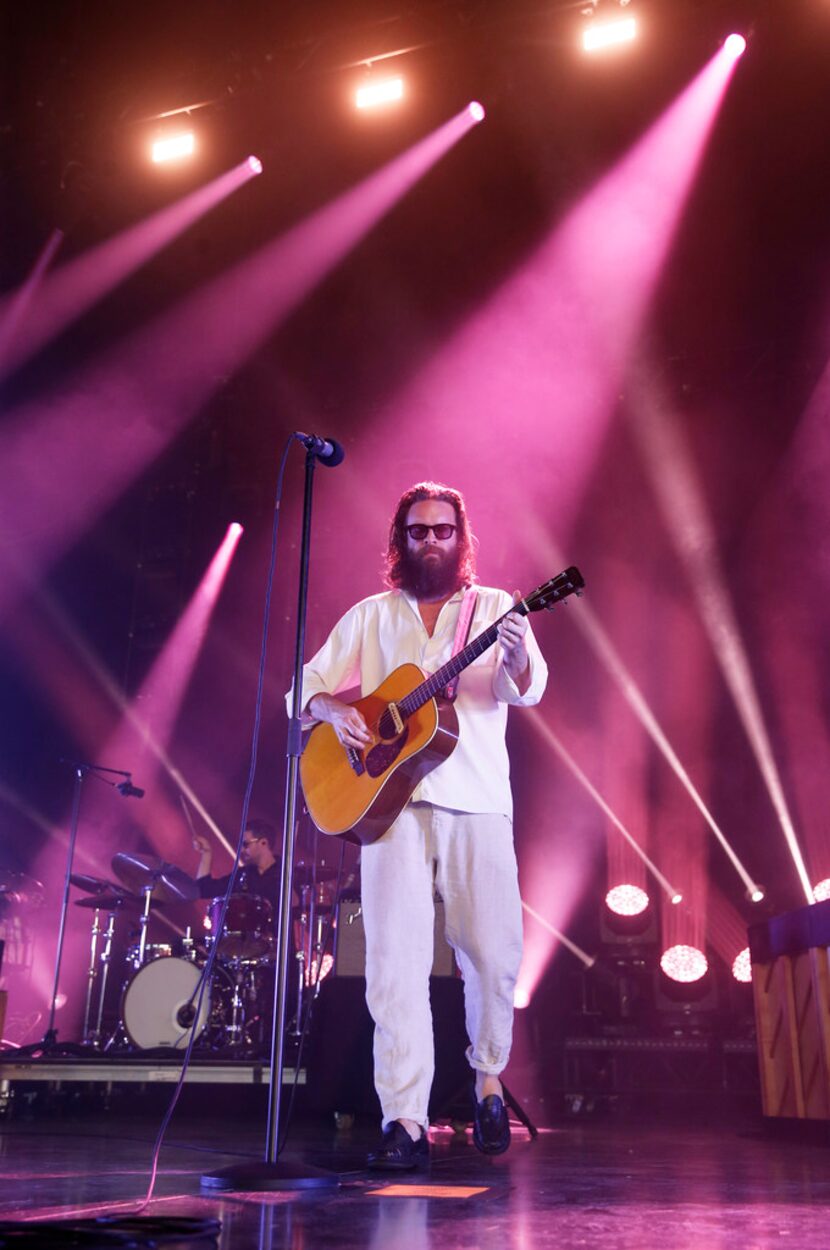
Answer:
[{"left": 384, "top": 481, "right": 477, "bottom": 590}]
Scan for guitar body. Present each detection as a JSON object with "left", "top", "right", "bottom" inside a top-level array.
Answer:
[{"left": 300, "top": 663, "right": 459, "bottom": 845}]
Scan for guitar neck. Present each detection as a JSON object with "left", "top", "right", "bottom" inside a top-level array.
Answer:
[{"left": 398, "top": 605, "right": 523, "bottom": 716}]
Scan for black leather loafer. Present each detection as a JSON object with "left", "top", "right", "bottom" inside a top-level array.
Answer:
[
  {"left": 473, "top": 1094, "right": 511, "bottom": 1156},
  {"left": 367, "top": 1121, "right": 430, "bottom": 1171}
]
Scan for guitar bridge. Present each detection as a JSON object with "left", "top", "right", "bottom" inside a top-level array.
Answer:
[{"left": 346, "top": 747, "right": 365, "bottom": 777}]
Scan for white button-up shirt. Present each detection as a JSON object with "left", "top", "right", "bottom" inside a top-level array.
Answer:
[{"left": 295, "top": 585, "right": 548, "bottom": 819}]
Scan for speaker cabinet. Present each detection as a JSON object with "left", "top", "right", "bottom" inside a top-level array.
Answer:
[{"left": 333, "top": 898, "right": 456, "bottom": 978}]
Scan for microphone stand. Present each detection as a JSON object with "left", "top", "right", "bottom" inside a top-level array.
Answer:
[
  {"left": 201, "top": 444, "right": 339, "bottom": 1191},
  {"left": 13, "top": 760, "right": 132, "bottom": 1056}
]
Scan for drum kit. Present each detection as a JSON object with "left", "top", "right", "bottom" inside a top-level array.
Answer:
[{"left": 70, "top": 852, "right": 340, "bottom": 1055}]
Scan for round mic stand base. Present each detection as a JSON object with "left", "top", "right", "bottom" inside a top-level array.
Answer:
[{"left": 200, "top": 1159, "right": 339, "bottom": 1192}]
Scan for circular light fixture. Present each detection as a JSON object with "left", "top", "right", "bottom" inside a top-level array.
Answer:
[
  {"left": 605, "top": 883, "right": 649, "bottom": 916},
  {"left": 724, "top": 33, "right": 747, "bottom": 59},
  {"left": 660, "top": 944, "right": 708, "bottom": 984}
]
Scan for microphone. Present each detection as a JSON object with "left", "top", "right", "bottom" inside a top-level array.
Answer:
[
  {"left": 116, "top": 780, "right": 145, "bottom": 799},
  {"left": 294, "top": 432, "right": 345, "bottom": 468}
]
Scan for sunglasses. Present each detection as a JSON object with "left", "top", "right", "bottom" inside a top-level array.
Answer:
[{"left": 406, "top": 523, "right": 456, "bottom": 541}]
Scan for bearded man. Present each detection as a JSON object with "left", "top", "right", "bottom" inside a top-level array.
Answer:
[{"left": 297, "top": 481, "right": 548, "bottom": 1169}]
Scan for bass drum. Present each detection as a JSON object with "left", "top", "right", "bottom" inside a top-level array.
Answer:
[{"left": 121, "top": 956, "right": 230, "bottom": 1050}]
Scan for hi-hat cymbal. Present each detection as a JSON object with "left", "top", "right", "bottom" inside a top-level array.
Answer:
[
  {"left": 0, "top": 870, "right": 45, "bottom": 910},
  {"left": 111, "top": 850, "right": 199, "bottom": 903},
  {"left": 293, "top": 859, "right": 338, "bottom": 885},
  {"left": 70, "top": 873, "right": 122, "bottom": 895},
  {"left": 74, "top": 892, "right": 139, "bottom": 910}
]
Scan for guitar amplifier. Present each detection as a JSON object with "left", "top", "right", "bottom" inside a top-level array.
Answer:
[{"left": 333, "top": 898, "right": 456, "bottom": 977}]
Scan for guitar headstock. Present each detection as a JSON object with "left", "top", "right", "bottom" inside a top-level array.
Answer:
[{"left": 521, "top": 566, "right": 585, "bottom": 614}]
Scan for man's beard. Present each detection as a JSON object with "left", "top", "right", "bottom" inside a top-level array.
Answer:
[{"left": 399, "top": 545, "right": 463, "bottom": 599}]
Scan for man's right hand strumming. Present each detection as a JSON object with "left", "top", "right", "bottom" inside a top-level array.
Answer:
[{"left": 307, "top": 693, "right": 372, "bottom": 750}]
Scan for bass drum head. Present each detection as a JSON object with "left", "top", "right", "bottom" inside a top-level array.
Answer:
[{"left": 122, "top": 956, "right": 214, "bottom": 1050}]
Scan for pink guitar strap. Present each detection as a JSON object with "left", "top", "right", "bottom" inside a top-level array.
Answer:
[{"left": 443, "top": 587, "right": 478, "bottom": 702}]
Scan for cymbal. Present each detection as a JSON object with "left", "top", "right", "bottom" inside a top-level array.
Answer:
[
  {"left": 0, "top": 870, "right": 45, "bottom": 910},
  {"left": 111, "top": 851, "right": 200, "bottom": 904},
  {"left": 70, "top": 873, "right": 121, "bottom": 895},
  {"left": 74, "top": 892, "right": 139, "bottom": 910},
  {"left": 293, "top": 859, "right": 338, "bottom": 885}
]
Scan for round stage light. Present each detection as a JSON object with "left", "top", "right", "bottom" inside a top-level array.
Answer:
[
  {"left": 724, "top": 33, "right": 747, "bottom": 60},
  {"left": 813, "top": 878, "right": 830, "bottom": 902},
  {"left": 605, "top": 883, "right": 649, "bottom": 917},
  {"left": 247, "top": 155, "right": 263, "bottom": 175},
  {"left": 670, "top": 892, "right": 683, "bottom": 906},
  {"left": 660, "top": 944, "right": 708, "bottom": 984},
  {"left": 732, "top": 947, "right": 752, "bottom": 983},
  {"left": 468, "top": 101, "right": 486, "bottom": 123}
]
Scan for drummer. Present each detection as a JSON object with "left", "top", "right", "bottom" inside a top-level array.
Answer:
[{"left": 192, "top": 819, "right": 281, "bottom": 901}]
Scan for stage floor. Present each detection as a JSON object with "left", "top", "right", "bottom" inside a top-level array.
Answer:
[{"left": 0, "top": 1100, "right": 828, "bottom": 1249}]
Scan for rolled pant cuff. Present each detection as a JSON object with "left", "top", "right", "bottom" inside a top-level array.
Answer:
[{"left": 466, "top": 1044, "right": 508, "bottom": 1076}]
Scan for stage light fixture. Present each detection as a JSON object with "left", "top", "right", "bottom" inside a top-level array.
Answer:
[
  {"left": 468, "top": 101, "right": 486, "bottom": 123},
  {"left": 247, "top": 156, "right": 263, "bottom": 175},
  {"left": 747, "top": 885, "right": 765, "bottom": 903},
  {"left": 582, "top": 1, "right": 637, "bottom": 53},
  {"left": 671, "top": 892, "right": 683, "bottom": 905},
  {"left": 355, "top": 76, "right": 405, "bottom": 110},
  {"left": 724, "top": 33, "right": 747, "bottom": 60},
  {"left": 151, "top": 132, "right": 196, "bottom": 164},
  {"left": 813, "top": 878, "right": 830, "bottom": 902},
  {"left": 731, "top": 947, "right": 752, "bottom": 983},
  {"left": 606, "top": 883, "right": 649, "bottom": 916},
  {"left": 660, "top": 944, "right": 708, "bottom": 984}
]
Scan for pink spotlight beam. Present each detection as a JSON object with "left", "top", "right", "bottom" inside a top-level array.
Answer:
[
  {"left": 0, "top": 228, "right": 65, "bottom": 373},
  {"left": 0, "top": 158, "right": 259, "bottom": 383},
  {"left": 362, "top": 37, "right": 747, "bottom": 545},
  {"left": 0, "top": 107, "right": 480, "bottom": 627},
  {"left": 573, "top": 598, "right": 763, "bottom": 897},
  {"left": 530, "top": 710, "right": 681, "bottom": 901},
  {"left": 627, "top": 366, "right": 814, "bottom": 904},
  {"left": 119, "top": 522, "right": 243, "bottom": 775}
]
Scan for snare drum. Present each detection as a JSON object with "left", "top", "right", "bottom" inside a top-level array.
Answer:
[
  {"left": 121, "top": 956, "right": 230, "bottom": 1050},
  {"left": 208, "top": 893, "right": 273, "bottom": 960}
]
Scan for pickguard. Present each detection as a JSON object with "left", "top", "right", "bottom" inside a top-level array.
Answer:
[{"left": 365, "top": 728, "right": 409, "bottom": 778}]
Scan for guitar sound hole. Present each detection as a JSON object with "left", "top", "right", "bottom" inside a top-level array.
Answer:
[{"left": 365, "top": 728, "right": 409, "bottom": 778}]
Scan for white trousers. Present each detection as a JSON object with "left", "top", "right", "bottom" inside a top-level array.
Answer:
[{"left": 360, "top": 802, "right": 523, "bottom": 1130}]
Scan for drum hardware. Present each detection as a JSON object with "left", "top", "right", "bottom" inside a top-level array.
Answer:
[
  {"left": 120, "top": 956, "right": 233, "bottom": 1051},
  {"left": 111, "top": 851, "right": 200, "bottom": 903},
  {"left": 208, "top": 894, "right": 274, "bottom": 962},
  {"left": 0, "top": 870, "right": 45, "bottom": 913},
  {"left": 73, "top": 891, "right": 138, "bottom": 1048},
  {"left": 290, "top": 883, "right": 335, "bottom": 1038},
  {"left": 112, "top": 851, "right": 199, "bottom": 967}
]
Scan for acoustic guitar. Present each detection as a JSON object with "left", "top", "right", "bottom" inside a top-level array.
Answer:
[{"left": 299, "top": 566, "right": 584, "bottom": 845}]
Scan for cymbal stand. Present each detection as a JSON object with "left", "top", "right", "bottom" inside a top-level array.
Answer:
[
  {"left": 91, "top": 908, "right": 118, "bottom": 1048},
  {"left": 137, "top": 883, "right": 155, "bottom": 965},
  {"left": 34, "top": 760, "right": 131, "bottom": 1053},
  {"left": 81, "top": 904, "right": 103, "bottom": 1044}
]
